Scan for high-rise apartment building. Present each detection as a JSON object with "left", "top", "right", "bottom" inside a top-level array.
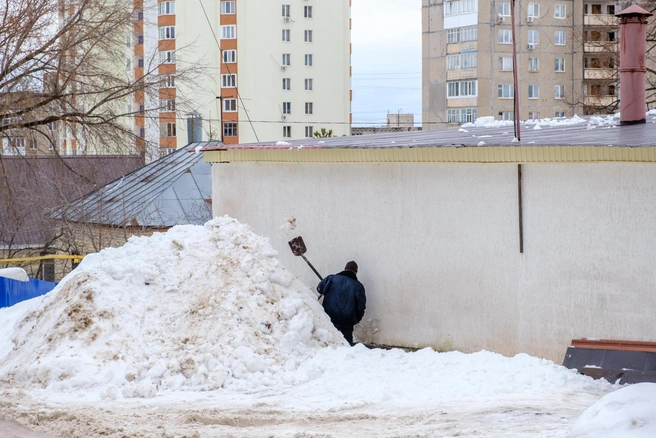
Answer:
[
  {"left": 134, "top": 0, "right": 352, "bottom": 152},
  {"left": 423, "top": 0, "right": 627, "bottom": 129}
]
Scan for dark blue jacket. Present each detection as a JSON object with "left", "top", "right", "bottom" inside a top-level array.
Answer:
[{"left": 317, "top": 270, "right": 366, "bottom": 325}]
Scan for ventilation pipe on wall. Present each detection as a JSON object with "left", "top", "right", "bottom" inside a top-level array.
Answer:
[{"left": 616, "top": 5, "right": 653, "bottom": 125}]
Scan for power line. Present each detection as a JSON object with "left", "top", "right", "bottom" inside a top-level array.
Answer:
[{"left": 197, "top": 0, "right": 260, "bottom": 142}]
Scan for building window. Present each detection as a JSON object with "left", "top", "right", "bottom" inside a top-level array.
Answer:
[
  {"left": 305, "top": 54, "right": 313, "bottom": 66},
  {"left": 160, "top": 122, "right": 176, "bottom": 137},
  {"left": 444, "top": 0, "right": 477, "bottom": 16},
  {"left": 282, "top": 102, "right": 291, "bottom": 114},
  {"left": 447, "top": 108, "right": 477, "bottom": 124},
  {"left": 305, "top": 126, "right": 313, "bottom": 137},
  {"left": 305, "top": 78, "right": 313, "bottom": 90},
  {"left": 498, "top": 2, "right": 510, "bottom": 17},
  {"left": 282, "top": 29, "right": 290, "bottom": 42},
  {"left": 554, "top": 4, "right": 566, "bottom": 18},
  {"left": 498, "top": 111, "right": 514, "bottom": 120},
  {"left": 223, "top": 122, "right": 237, "bottom": 137},
  {"left": 282, "top": 4, "right": 290, "bottom": 18},
  {"left": 447, "top": 80, "right": 477, "bottom": 98},
  {"left": 158, "top": 26, "right": 175, "bottom": 40},
  {"left": 528, "top": 57, "right": 539, "bottom": 72},
  {"left": 528, "top": 84, "right": 539, "bottom": 99},
  {"left": 159, "top": 98, "right": 176, "bottom": 112},
  {"left": 138, "top": 57, "right": 144, "bottom": 67},
  {"left": 528, "top": 30, "right": 539, "bottom": 45},
  {"left": 554, "top": 58, "right": 565, "bottom": 72},
  {"left": 498, "top": 29, "right": 512, "bottom": 44},
  {"left": 222, "top": 50, "right": 236, "bottom": 63},
  {"left": 221, "top": 74, "right": 236, "bottom": 88},
  {"left": 446, "top": 52, "right": 477, "bottom": 70},
  {"left": 159, "top": 50, "right": 175, "bottom": 64},
  {"left": 554, "top": 85, "right": 565, "bottom": 99},
  {"left": 47, "top": 121, "right": 57, "bottom": 131},
  {"left": 283, "top": 125, "right": 291, "bottom": 138},
  {"left": 447, "top": 25, "right": 477, "bottom": 44},
  {"left": 158, "top": 1, "right": 174, "bottom": 15},
  {"left": 555, "top": 31, "right": 566, "bottom": 45},
  {"left": 282, "top": 53, "right": 291, "bottom": 66},
  {"left": 528, "top": 112, "right": 540, "bottom": 120},
  {"left": 305, "top": 102, "right": 313, "bottom": 115},
  {"left": 139, "top": 104, "right": 145, "bottom": 114},
  {"left": 159, "top": 74, "right": 175, "bottom": 88},
  {"left": 498, "top": 56, "right": 513, "bottom": 71},
  {"left": 304, "top": 30, "right": 313, "bottom": 43},
  {"left": 555, "top": 111, "right": 565, "bottom": 118},
  {"left": 304, "top": 5, "right": 312, "bottom": 18},
  {"left": 282, "top": 78, "right": 291, "bottom": 90},
  {"left": 527, "top": 3, "right": 539, "bottom": 18},
  {"left": 221, "top": 1, "right": 235, "bottom": 14},
  {"left": 497, "top": 84, "right": 514, "bottom": 99},
  {"left": 221, "top": 25, "right": 236, "bottom": 39},
  {"left": 223, "top": 99, "right": 237, "bottom": 112}
]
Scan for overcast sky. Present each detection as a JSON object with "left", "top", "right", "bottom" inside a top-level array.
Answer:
[{"left": 351, "top": 0, "right": 422, "bottom": 127}]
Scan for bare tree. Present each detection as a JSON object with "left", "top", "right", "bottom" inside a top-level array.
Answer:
[{"left": 0, "top": 0, "right": 199, "bottom": 158}]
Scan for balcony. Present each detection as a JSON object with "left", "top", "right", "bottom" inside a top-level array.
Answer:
[
  {"left": 584, "top": 68, "right": 616, "bottom": 80},
  {"left": 584, "top": 15, "right": 617, "bottom": 26},
  {"left": 584, "top": 96, "right": 616, "bottom": 107},
  {"left": 584, "top": 42, "right": 618, "bottom": 53}
]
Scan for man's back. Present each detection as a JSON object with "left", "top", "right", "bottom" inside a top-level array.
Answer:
[{"left": 318, "top": 270, "right": 366, "bottom": 325}]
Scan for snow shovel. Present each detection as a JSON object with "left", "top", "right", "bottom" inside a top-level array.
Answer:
[{"left": 288, "top": 236, "right": 323, "bottom": 280}]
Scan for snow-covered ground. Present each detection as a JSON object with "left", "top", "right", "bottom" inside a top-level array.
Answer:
[{"left": 0, "top": 216, "right": 649, "bottom": 437}]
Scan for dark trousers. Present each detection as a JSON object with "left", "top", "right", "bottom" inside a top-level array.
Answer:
[{"left": 332, "top": 321, "right": 355, "bottom": 346}]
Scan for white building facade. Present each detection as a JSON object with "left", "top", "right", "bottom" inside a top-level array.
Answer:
[{"left": 136, "top": 0, "right": 352, "bottom": 152}]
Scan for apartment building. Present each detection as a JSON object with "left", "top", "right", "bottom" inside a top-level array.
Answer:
[
  {"left": 423, "top": 0, "right": 627, "bottom": 129},
  {"left": 133, "top": 0, "right": 352, "bottom": 152}
]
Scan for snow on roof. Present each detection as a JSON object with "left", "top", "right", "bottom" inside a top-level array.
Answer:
[
  {"left": 196, "top": 112, "right": 656, "bottom": 151},
  {"left": 0, "top": 216, "right": 344, "bottom": 397}
]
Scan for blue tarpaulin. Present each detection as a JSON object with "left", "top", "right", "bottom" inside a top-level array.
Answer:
[{"left": 0, "top": 277, "right": 57, "bottom": 308}]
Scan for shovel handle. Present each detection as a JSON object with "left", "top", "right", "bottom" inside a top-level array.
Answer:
[{"left": 301, "top": 254, "right": 323, "bottom": 280}]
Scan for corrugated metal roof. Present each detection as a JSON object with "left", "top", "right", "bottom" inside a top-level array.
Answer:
[
  {"left": 55, "top": 148, "right": 212, "bottom": 227},
  {"left": 196, "top": 114, "right": 656, "bottom": 151}
]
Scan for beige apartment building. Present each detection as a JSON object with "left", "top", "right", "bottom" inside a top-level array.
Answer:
[
  {"left": 423, "top": 0, "right": 627, "bottom": 129},
  {"left": 133, "top": 0, "right": 352, "bottom": 152}
]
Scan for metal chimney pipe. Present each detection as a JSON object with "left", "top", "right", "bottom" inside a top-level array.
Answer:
[{"left": 616, "top": 5, "right": 653, "bottom": 125}]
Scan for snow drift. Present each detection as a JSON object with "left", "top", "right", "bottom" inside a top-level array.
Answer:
[{"left": 0, "top": 216, "right": 344, "bottom": 398}]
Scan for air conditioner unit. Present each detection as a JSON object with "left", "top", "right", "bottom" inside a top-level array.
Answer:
[
  {"left": 526, "top": 16, "right": 534, "bottom": 22},
  {"left": 498, "top": 14, "right": 505, "bottom": 23},
  {"left": 528, "top": 43, "right": 536, "bottom": 50},
  {"left": 283, "top": 16, "right": 292, "bottom": 23}
]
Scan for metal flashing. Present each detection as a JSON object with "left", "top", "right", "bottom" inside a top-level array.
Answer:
[{"left": 204, "top": 145, "right": 656, "bottom": 164}]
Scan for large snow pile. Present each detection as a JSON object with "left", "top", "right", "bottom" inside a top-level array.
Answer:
[
  {"left": 0, "top": 216, "right": 344, "bottom": 398},
  {"left": 571, "top": 382, "right": 656, "bottom": 438}
]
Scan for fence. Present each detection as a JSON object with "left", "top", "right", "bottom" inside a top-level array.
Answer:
[{"left": 0, "top": 276, "right": 58, "bottom": 308}]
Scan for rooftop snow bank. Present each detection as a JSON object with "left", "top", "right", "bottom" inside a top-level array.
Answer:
[{"left": 0, "top": 216, "right": 344, "bottom": 398}]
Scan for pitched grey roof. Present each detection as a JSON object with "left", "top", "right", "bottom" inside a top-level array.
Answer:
[{"left": 55, "top": 148, "right": 212, "bottom": 227}]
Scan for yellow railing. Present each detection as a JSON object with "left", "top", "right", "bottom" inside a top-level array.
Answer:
[{"left": 0, "top": 254, "right": 85, "bottom": 264}]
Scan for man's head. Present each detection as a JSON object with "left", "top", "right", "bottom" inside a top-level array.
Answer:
[{"left": 344, "top": 261, "right": 358, "bottom": 274}]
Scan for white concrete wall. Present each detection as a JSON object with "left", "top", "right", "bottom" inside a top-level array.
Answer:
[{"left": 212, "top": 161, "right": 656, "bottom": 361}]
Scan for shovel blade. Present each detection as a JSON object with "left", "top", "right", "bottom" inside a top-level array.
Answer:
[{"left": 288, "top": 236, "right": 307, "bottom": 256}]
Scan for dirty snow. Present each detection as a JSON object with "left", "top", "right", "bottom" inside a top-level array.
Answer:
[{"left": 0, "top": 215, "right": 645, "bottom": 437}]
